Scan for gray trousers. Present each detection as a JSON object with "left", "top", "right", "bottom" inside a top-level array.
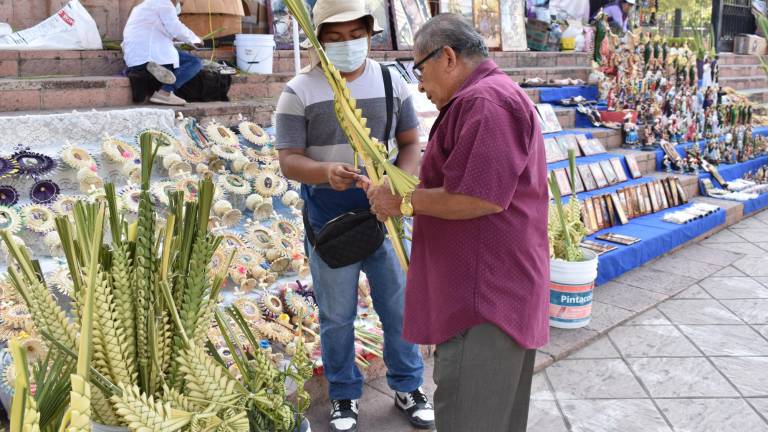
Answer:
[{"left": 434, "top": 323, "right": 536, "bottom": 432}]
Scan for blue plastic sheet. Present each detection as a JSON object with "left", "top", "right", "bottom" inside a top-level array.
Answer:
[
  {"left": 535, "top": 86, "right": 600, "bottom": 105},
  {"left": 587, "top": 205, "right": 726, "bottom": 285}
]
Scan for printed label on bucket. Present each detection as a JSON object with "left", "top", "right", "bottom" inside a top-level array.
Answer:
[{"left": 549, "top": 281, "right": 594, "bottom": 327}]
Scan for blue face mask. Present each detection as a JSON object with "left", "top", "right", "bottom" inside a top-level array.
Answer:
[{"left": 324, "top": 37, "right": 369, "bottom": 73}]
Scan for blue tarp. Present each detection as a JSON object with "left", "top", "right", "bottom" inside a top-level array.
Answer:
[
  {"left": 588, "top": 205, "right": 726, "bottom": 285},
  {"left": 654, "top": 126, "right": 768, "bottom": 171},
  {"left": 535, "top": 85, "right": 600, "bottom": 105}
]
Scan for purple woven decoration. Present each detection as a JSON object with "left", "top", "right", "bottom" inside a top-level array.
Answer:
[
  {"left": 0, "top": 185, "right": 19, "bottom": 206},
  {"left": 0, "top": 158, "right": 19, "bottom": 180},
  {"left": 29, "top": 179, "right": 60, "bottom": 204},
  {"left": 12, "top": 150, "right": 56, "bottom": 178}
]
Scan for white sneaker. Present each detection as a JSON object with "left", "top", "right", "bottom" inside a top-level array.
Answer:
[
  {"left": 146, "top": 61, "right": 177, "bottom": 85},
  {"left": 329, "top": 399, "right": 358, "bottom": 432},
  {"left": 149, "top": 90, "right": 187, "bottom": 106},
  {"left": 395, "top": 387, "right": 435, "bottom": 429}
]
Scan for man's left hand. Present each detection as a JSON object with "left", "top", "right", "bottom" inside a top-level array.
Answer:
[{"left": 367, "top": 181, "right": 403, "bottom": 222}]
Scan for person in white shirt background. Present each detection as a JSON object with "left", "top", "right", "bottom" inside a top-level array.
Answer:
[{"left": 123, "top": 0, "right": 204, "bottom": 106}]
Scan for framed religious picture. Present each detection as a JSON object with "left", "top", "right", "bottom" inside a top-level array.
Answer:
[
  {"left": 473, "top": 0, "right": 501, "bottom": 49},
  {"left": 664, "top": 178, "right": 677, "bottom": 207},
  {"left": 535, "top": 104, "right": 562, "bottom": 134},
  {"left": 553, "top": 168, "right": 572, "bottom": 196},
  {"left": 599, "top": 160, "right": 619, "bottom": 185},
  {"left": 557, "top": 135, "right": 581, "bottom": 157},
  {"left": 611, "top": 158, "right": 628, "bottom": 183},
  {"left": 580, "top": 240, "right": 617, "bottom": 256},
  {"left": 545, "top": 138, "right": 566, "bottom": 163},
  {"left": 596, "top": 233, "right": 641, "bottom": 245},
  {"left": 575, "top": 134, "right": 590, "bottom": 153},
  {"left": 661, "top": 141, "right": 684, "bottom": 165},
  {"left": 391, "top": 0, "right": 415, "bottom": 50},
  {"left": 605, "top": 194, "right": 617, "bottom": 227},
  {"left": 367, "top": 0, "right": 394, "bottom": 50},
  {"left": 630, "top": 187, "right": 642, "bottom": 216},
  {"left": 578, "top": 164, "right": 598, "bottom": 191},
  {"left": 625, "top": 155, "right": 643, "bottom": 179},
  {"left": 610, "top": 192, "right": 629, "bottom": 225},
  {"left": 586, "top": 198, "right": 599, "bottom": 233},
  {"left": 592, "top": 197, "right": 604, "bottom": 229},
  {"left": 566, "top": 167, "right": 585, "bottom": 193},
  {"left": 270, "top": 0, "right": 318, "bottom": 50},
  {"left": 500, "top": 0, "right": 527, "bottom": 51},
  {"left": 589, "top": 163, "right": 609, "bottom": 189},
  {"left": 440, "top": 0, "right": 472, "bottom": 20},
  {"left": 618, "top": 190, "right": 631, "bottom": 219},
  {"left": 643, "top": 184, "right": 653, "bottom": 214},
  {"left": 599, "top": 196, "right": 611, "bottom": 228},
  {"left": 656, "top": 181, "right": 669, "bottom": 209},
  {"left": 648, "top": 182, "right": 659, "bottom": 213},
  {"left": 581, "top": 204, "right": 592, "bottom": 234},
  {"left": 675, "top": 178, "right": 688, "bottom": 204}
]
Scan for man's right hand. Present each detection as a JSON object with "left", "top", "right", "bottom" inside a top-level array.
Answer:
[{"left": 327, "top": 164, "right": 361, "bottom": 191}]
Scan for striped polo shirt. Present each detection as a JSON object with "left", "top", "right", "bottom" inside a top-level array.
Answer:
[{"left": 275, "top": 59, "right": 420, "bottom": 231}]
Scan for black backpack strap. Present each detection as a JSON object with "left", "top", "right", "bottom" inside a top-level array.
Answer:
[
  {"left": 302, "top": 205, "right": 316, "bottom": 247},
  {"left": 380, "top": 63, "right": 394, "bottom": 147}
]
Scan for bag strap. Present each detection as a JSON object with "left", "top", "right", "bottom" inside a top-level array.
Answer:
[{"left": 380, "top": 63, "right": 394, "bottom": 146}]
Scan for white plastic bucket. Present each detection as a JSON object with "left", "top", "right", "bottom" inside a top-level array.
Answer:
[
  {"left": 549, "top": 248, "right": 599, "bottom": 329},
  {"left": 235, "top": 33, "right": 275, "bottom": 74}
]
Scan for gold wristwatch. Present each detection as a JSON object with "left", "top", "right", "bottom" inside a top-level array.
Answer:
[{"left": 400, "top": 191, "right": 414, "bottom": 217}]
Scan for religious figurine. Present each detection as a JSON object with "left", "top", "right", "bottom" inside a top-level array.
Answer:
[
  {"left": 622, "top": 114, "right": 639, "bottom": 149},
  {"left": 663, "top": 154, "right": 673, "bottom": 173}
]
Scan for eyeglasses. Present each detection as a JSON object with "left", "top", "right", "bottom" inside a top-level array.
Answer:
[{"left": 412, "top": 47, "right": 442, "bottom": 82}]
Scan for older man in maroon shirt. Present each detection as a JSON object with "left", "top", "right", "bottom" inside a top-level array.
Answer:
[{"left": 366, "top": 13, "right": 549, "bottom": 432}]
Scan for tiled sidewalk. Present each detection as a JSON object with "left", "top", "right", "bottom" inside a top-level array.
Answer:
[{"left": 306, "top": 212, "right": 768, "bottom": 431}]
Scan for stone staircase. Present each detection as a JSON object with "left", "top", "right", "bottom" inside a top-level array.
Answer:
[{"left": 719, "top": 53, "right": 768, "bottom": 104}]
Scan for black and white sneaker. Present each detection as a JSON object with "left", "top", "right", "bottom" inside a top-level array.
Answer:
[
  {"left": 395, "top": 387, "right": 435, "bottom": 429},
  {"left": 329, "top": 399, "right": 358, "bottom": 432}
]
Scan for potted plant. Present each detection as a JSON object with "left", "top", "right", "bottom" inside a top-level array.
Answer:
[
  {"left": 547, "top": 150, "right": 599, "bottom": 329},
  {"left": 3, "top": 132, "right": 313, "bottom": 432}
]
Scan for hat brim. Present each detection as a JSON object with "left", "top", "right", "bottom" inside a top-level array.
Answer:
[{"left": 299, "top": 12, "right": 382, "bottom": 49}]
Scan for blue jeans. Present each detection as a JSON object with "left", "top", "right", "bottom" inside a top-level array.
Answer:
[
  {"left": 310, "top": 240, "right": 424, "bottom": 400},
  {"left": 161, "top": 50, "right": 202, "bottom": 93}
]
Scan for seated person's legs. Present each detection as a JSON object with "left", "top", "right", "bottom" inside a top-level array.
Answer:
[{"left": 150, "top": 50, "right": 202, "bottom": 106}]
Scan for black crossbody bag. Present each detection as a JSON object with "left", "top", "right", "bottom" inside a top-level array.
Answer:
[{"left": 302, "top": 64, "right": 395, "bottom": 268}]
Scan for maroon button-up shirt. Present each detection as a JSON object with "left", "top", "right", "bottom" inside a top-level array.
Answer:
[{"left": 404, "top": 59, "right": 550, "bottom": 348}]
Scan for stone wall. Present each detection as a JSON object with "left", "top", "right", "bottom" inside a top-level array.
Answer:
[{"left": 0, "top": 0, "right": 139, "bottom": 41}]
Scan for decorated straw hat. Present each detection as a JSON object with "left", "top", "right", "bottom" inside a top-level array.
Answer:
[{"left": 300, "top": 0, "right": 383, "bottom": 71}]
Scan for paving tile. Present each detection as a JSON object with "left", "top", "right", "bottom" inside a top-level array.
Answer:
[
  {"left": 546, "top": 359, "right": 646, "bottom": 399},
  {"left": 731, "top": 228, "right": 768, "bottom": 243},
  {"left": 615, "top": 268, "right": 697, "bottom": 296},
  {"left": 531, "top": 373, "right": 555, "bottom": 400},
  {"left": 657, "top": 299, "right": 743, "bottom": 325},
  {"left": 650, "top": 256, "right": 723, "bottom": 280},
  {"left": 747, "top": 398, "right": 768, "bottom": 418},
  {"left": 755, "top": 325, "right": 768, "bottom": 340},
  {"left": 712, "top": 357, "right": 768, "bottom": 397},
  {"left": 703, "top": 242, "right": 768, "bottom": 256},
  {"left": 595, "top": 282, "right": 668, "bottom": 312},
  {"left": 720, "top": 299, "right": 768, "bottom": 324},
  {"left": 568, "top": 336, "right": 621, "bottom": 359},
  {"left": 701, "top": 229, "right": 747, "bottom": 243},
  {"left": 585, "top": 301, "right": 634, "bottom": 333},
  {"left": 754, "top": 242, "right": 768, "bottom": 252},
  {"left": 628, "top": 357, "right": 739, "bottom": 398},
  {"left": 625, "top": 308, "right": 672, "bottom": 325},
  {"left": 656, "top": 398, "right": 768, "bottom": 432},
  {"left": 559, "top": 399, "right": 671, "bottom": 432},
  {"left": 609, "top": 325, "right": 700, "bottom": 358},
  {"left": 528, "top": 400, "right": 568, "bottom": 432},
  {"left": 699, "top": 277, "right": 768, "bottom": 299},
  {"left": 541, "top": 327, "right": 600, "bottom": 360},
  {"left": 674, "top": 284, "right": 712, "bottom": 299},
  {"left": 679, "top": 325, "right": 768, "bottom": 356},
  {"left": 754, "top": 277, "right": 768, "bottom": 288},
  {"left": 672, "top": 244, "right": 743, "bottom": 266},
  {"left": 734, "top": 256, "right": 768, "bottom": 277},
  {"left": 732, "top": 216, "right": 768, "bottom": 229},
  {"left": 711, "top": 266, "right": 748, "bottom": 277}
]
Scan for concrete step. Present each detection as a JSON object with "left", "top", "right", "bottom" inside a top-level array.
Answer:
[
  {"left": 504, "top": 66, "right": 592, "bottom": 83},
  {"left": 738, "top": 87, "right": 768, "bottom": 104},
  {"left": 0, "top": 48, "right": 593, "bottom": 78},
  {"left": 0, "top": 73, "right": 292, "bottom": 112},
  {"left": 718, "top": 63, "right": 766, "bottom": 78},
  {"left": 718, "top": 53, "right": 765, "bottom": 66},
  {"left": 0, "top": 100, "right": 276, "bottom": 127},
  {"left": 719, "top": 75, "right": 768, "bottom": 91}
]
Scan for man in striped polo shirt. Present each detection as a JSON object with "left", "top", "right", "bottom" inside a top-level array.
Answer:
[{"left": 275, "top": 1, "right": 433, "bottom": 431}]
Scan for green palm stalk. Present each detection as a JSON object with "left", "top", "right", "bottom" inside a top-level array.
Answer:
[{"left": 548, "top": 150, "right": 587, "bottom": 262}]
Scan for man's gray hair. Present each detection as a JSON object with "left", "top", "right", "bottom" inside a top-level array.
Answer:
[{"left": 414, "top": 13, "right": 489, "bottom": 60}]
